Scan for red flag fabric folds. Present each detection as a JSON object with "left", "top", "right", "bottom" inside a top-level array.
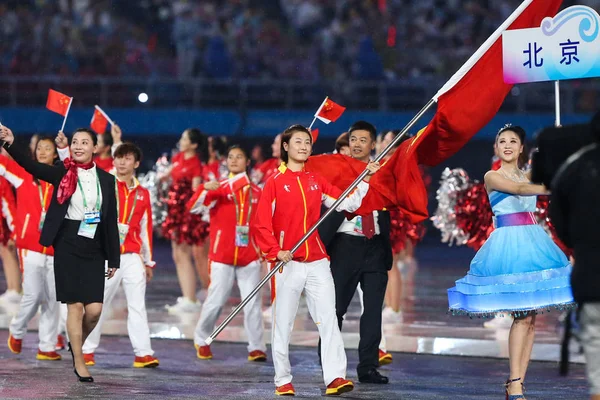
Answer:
[
  {"left": 46, "top": 89, "right": 72, "bottom": 117},
  {"left": 408, "top": 0, "right": 563, "bottom": 167},
  {"left": 315, "top": 98, "right": 346, "bottom": 124},
  {"left": 90, "top": 108, "right": 109, "bottom": 134}
]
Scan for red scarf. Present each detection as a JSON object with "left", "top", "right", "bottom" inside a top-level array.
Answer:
[{"left": 56, "top": 158, "right": 95, "bottom": 204}]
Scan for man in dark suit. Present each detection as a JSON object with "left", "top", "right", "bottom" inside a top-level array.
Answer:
[{"left": 319, "top": 121, "right": 392, "bottom": 384}]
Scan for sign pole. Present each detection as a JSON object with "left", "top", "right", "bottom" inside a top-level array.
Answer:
[{"left": 554, "top": 80, "right": 561, "bottom": 127}]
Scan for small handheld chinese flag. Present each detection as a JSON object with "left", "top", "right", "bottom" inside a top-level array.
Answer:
[
  {"left": 310, "top": 128, "right": 319, "bottom": 143},
  {"left": 46, "top": 89, "right": 72, "bottom": 117},
  {"left": 228, "top": 172, "right": 251, "bottom": 193},
  {"left": 315, "top": 97, "right": 345, "bottom": 124},
  {"left": 90, "top": 106, "right": 110, "bottom": 134}
]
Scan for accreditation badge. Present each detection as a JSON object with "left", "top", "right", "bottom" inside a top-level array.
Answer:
[
  {"left": 353, "top": 216, "right": 363, "bottom": 235},
  {"left": 78, "top": 220, "right": 98, "bottom": 239},
  {"left": 235, "top": 225, "right": 249, "bottom": 247},
  {"left": 83, "top": 210, "right": 101, "bottom": 224},
  {"left": 117, "top": 223, "right": 130, "bottom": 246}
]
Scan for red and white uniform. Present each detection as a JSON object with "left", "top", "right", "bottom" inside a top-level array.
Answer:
[
  {"left": 251, "top": 157, "right": 280, "bottom": 187},
  {"left": 94, "top": 154, "right": 114, "bottom": 172},
  {"left": 254, "top": 163, "right": 369, "bottom": 387},
  {"left": 0, "top": 155, "right": 59, "bottom": 353},
  {"left": 83, "top": 177, "right": 156, "bottom": 357},
  {"left": 0, "top": 176, "right": 16, "bottom": 245},
  {"left": 188, "top": 173, "right": 266, "bottom": 353}
]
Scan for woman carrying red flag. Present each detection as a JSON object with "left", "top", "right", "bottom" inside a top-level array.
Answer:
[{"left": 254, "top": 124, "right": 380, "bottom": 396}]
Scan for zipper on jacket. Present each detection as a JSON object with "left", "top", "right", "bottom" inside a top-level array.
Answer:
[{"left": 296, "top": 177, "right": 310, "bottom": 261}]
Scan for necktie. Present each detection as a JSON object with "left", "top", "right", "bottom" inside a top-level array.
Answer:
[{"left": 361, "top": 213, "right": 376, "bottom": 239}]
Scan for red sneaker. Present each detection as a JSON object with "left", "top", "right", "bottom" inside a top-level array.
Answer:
[
  {"left": 133, "top": 355, "right": 159, "bottom": 368},
  {"left": 325, "top": 378, "right": 354, "bottom": 395},
  {"left": 248, "top": 350, "right": 267, "bottom": 362},
  {"left": 378, "top": 349, "right": 393, "bottom": 366},
  {"left": 7, "top": 334, "right": 22, "bottom": 354},
  {"left": 83, "top": 353, "right": 96, "bottom": 366},
  {"left": 55, "top": 334, "right": 66, "bottom": 351},
  {"left": 275, "top": 382, "right": 295, "bottom": 396},
  {"left": 36, "top": 350, "right": 62, "bottom": 361},
  {"left": 197, "top": 345, "right": 213, "bottom": 360}
]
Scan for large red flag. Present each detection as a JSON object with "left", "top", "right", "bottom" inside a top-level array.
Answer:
[
  {"left": 408, "top": 0, "right": 563, "bottom": 167},
  {"left": 46, "top": 89, "right": 72, "bottom": 117},
  {"left": 90, "top": 108, "right": 109, "bottom": 134},
  {"left": 306, "top": 0, "right": 563, "bottom": 223}
]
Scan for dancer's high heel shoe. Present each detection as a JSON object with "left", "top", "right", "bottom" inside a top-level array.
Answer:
[
  {"left": 68, "top": 342, "right": 94, "bottom": 383},
  {"left": 504, "top": 377, "right": 525, "bottom": 400}
]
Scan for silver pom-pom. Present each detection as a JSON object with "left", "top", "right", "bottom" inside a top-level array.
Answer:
[
  {"left": 430, "top": 167, "right": 471, "bottom": 246},
  {"left": 138, "top": 154, "right": 171, "bottom": 237}
]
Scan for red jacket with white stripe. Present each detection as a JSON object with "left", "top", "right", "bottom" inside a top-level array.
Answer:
[
  {"left": 187, "top": 173, "right": 261, "bottom": 266},
  {"left": 116, "top": 178, "right": 155, "bottom": 267},
  {"left": 0, "top": 155, "right": 53, "bottom": 255},
  {"left": 0, "top": 176, "right": 16, "bottom": 237},
  {"left": 254, "top": 163, "right": 369, "bottom": 263}
]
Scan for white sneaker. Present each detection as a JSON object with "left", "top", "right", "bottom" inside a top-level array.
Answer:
[
  {"left": 382, "top": 306, "right": 403, "bottom": 322},
  {"left": 165, "top": 297, "right": 202, "bottom": 314},
  {"left": 0, "top": 290, "right": 22, "bottom": 304},
  {"left": 483, "top": 315, "right": 514, "bottom": 329}
]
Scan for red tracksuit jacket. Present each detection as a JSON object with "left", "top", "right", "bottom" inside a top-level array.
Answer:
[
  {"left": 116, "top": 178, "right": 155, "bottom": 267},
  {"left": 187, "top": 173, "right": 261, "bottom": 266},
  {"left": 254, "top": 163, "right": 369, "bottom": 263},
  {"left": 0, "top": 155, "right": 53, "bottom": 255}
]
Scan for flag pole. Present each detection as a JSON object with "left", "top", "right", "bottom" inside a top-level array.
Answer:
[
  {"left": 60, "top": 98, "right": 73, "bottom": 133},
  {"left": 95, "top": 105, "right": 115, "bottom": 126},
  {"left": 308, "top": 116, "right": 318, "bottom": 131},
  {"left": 205, "top": 98, "right": 435, "bottom": 345},
  {"left": 554, "top": 80, "right": 561, "bottom": 127}
]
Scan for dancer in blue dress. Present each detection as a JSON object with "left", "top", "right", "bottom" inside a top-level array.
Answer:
[{"left": 447, "top": 125, "right": 574, "bottom": 400}]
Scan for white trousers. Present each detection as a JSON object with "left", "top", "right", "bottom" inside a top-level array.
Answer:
[
  {"left": 357, "top": 285, "right": 387, "bottom": 352},
  {"left": 9, "top": 250, "right": 58, "bottom": 352},
  {"left": 272, "top": 258, "right": 347, "bottom": 386},
  {"left": 83, "top": 253, "right": 153, "bottom": 356},
  {"left": 194, "top": 260, "right": 266, "bottom": 353}
]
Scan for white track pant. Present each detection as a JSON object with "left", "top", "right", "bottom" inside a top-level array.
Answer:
[
  {"left": 83, "top": 253, "right": 153, "bottom": 356},
  {"left": 357, "top": 286, "right": 387, "bottom": 352},
  {"left": 272, "top": 258, "right": 347, "bottom": 387},
  {"left": 10, "top": 249, "right": 58, "bottom": 352},
  {"left": 194, "top": 260, "right": 266, "bottom": 352}
]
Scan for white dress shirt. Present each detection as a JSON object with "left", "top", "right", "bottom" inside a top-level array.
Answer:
[
  {"left": 337, "top": 211, "right": 381, "bottom": 237},
  {"left": 66, "top": 166, "right": 103, "bottom": 220}
]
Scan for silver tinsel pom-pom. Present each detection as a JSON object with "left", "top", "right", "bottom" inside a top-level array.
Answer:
[
  {"left": 138, "top": 154, "right": 171, "bottom": 237},
  {"left": 430, "top": 167, "right": 471, "bottom": 246}
]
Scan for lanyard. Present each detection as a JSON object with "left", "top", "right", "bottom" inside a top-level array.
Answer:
[
  {"left": 231, "top": 185, "right": 252, "bottom": 226},
  {"left": 37, "top": 181, "right": 50, "bottom": 211},
  {"left": 116, "top": 181, "right": 138, "bottom": 225},
  {"left": 76, "top": 171, "right": 101, "bottom": 211}
]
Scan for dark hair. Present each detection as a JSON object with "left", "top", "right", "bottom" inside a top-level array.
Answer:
[
  {"left": 113, "top": 142, "right": 143, "bottom": 163},
  {"left": 495, "top": 124, "right": 528, "bottom": 168},
  {"left": 210, "top": 136, "right": 229, "bottom": 158},
  {"left": 73, "top": 128, "right": 98, "bottom": 146},
  {"left": 280, "top": 124, "right": 312, "bottom": 164},
  {"left": 348, "top": 121, "right": 377, "bottom": 142},
  {"left": 335, "top": 132, "right": 349, "bottom": 153},
  {"left": 383, "top": 129, "right": 411, "bottom": 149},
  {"left": 98, "top": 132, "right": 114, "bottom": 147},
  {"left": 185, "top": 128, "right": 209, "bottom": 163},
  {"left": 34, "top": 136, "right": 58, "bottom": 162},
  {"left": 227, "top": 144, "right": 249, "bottom": 160}
]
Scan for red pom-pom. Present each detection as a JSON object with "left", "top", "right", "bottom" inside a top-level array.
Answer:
[
  {"left": 162, "top": 179, "right": 209, "bottom": 245},
  {"left": 455, "top": 182, "right": 494, "bottom": 251},
  {"left": 390, "top": 209, "right": 426, "bottom": 253}
]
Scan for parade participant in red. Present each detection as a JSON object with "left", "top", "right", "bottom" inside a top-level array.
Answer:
[
  {"left": 1, "top": 137, "right": 61, "bottom": 361},
  {"left": 80, "top": 143, "right": 159, "bottom": 368},
  {"left": 93, "top": 131, "right": 114, "bottom": 172},
  {"left": 251, "top": 133, "right": 281, "bottom": 186},
  {"left": 188, "top": 145, "right": 267, "bottom": 362},
  {"left": 0, "top": 174, "right": 20, "bottom": 305},
  {"left": 254, "top": 124, "right": 380, "bottom": 396},
  {"left": 161, "top": 128, "right": 208, "bottom": 313}
]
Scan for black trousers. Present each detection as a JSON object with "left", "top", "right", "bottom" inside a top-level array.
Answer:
[{"left": 328, "top": 233, "right": 389, "bottom": 376}]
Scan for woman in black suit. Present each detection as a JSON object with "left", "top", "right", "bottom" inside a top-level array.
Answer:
[{"left": 0, "top": 125, "right": 120, "bottom": 382}]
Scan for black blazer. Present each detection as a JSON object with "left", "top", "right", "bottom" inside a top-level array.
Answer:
[
  {"left": 5, "top": 140, "right": 120, "bottom": 269},
  {"left": 318, "top": 207, "right": 393, "bottom": 271}
]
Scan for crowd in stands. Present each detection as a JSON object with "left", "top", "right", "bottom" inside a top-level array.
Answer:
[{"left": 0, "top": 0, "right": 595, "bottom": 81}]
